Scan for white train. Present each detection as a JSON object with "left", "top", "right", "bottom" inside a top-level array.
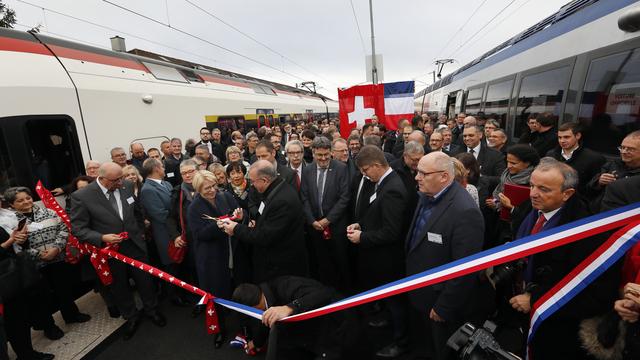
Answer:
[
  {"left": 0, "top": 28, "right": 338, "bottom": 193},
  {"left": 415, "top": 0, "right": 640, "bottom": 156}
]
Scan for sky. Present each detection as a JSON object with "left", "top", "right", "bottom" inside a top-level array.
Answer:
[{"left": 6, "top": 0, "right": 569, "bottom": 99}]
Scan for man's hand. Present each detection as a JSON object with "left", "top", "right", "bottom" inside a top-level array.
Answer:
[
  {"left": 218, "top": 220, "right": 238, "bottom": 235},
  {"left": 509, "top": 293, "right": 531, "bottom": 313},
  {"left": 312, "top": 221, "right": 324, "bottom": 231},
  {"left": 233, "top": 208, "right": 244, "bottom": 221},
  {"left": 262, "top": 305, "right": 294, "bottom": 328},
  {"left": 318, "top": 218, "right": 330, "bottom": 229},
  {"left": 174, "top": 236, "right": 187, "bottom": 248},
  {"left": 429, "top": 308, "right": 444, "bottom": 322},
  {"left": 346, "top": 223, "right": 361, "bottom": 232},
  {"left": 40, "top": 247, "right": 60, "bottom": 261},
  {"left": 102, "top": 234, "right": 123, "bottom": 244},
  {"left": 598, "top": 173, "right": 617, "bottom": 186},
  {"left": 485, "top": 197, "right": 497, "bottom": 209},
  {"left": 347, "top": 229, "right": 362, "bottom": 244},
  {"left": 51, "top": 188, "right": 64, "bottom": 196}
]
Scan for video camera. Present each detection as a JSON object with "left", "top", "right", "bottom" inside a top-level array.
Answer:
[{"left": 447, "top": 321, "right": 522, "bottom": 360}]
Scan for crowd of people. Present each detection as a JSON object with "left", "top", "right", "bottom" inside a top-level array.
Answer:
[{"left": 1, "top": 112, "right": 640, "bottom": 360}]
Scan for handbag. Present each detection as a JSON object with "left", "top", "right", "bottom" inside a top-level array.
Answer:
[
  {"left": 168, "top": 191, "right": 187, "bottom": 264},
  {"left": 0, "top": 252, "right": 41, "bottom": 300}
]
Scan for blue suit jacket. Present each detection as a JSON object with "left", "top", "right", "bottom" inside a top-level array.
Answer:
[{"left": 140, "top": 179, "right": 173, "bottom": 265}]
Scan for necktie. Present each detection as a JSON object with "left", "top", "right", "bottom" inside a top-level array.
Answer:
[
  {"left": 295, "top": 170, "right": 301, "bottom": 191},
  {"left": 530, "top": 212, "right": 547, "bottom": 234},
  {"left": 469, "top": 148, "right": 475, "bottom": 154},
  {"left": 107, "top": 190, "right": 119, "bottom": 215},
  {"left": 317, "top": 168, "right": 327, "bottom": 215}
]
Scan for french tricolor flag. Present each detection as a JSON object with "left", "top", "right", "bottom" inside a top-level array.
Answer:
[{"left": 338, "top": 81, "right": 415, "bottom": 137}]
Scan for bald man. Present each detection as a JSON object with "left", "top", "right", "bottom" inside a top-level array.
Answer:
[{"left": 70, "top": 162, "right": 166, "bottom": 340}]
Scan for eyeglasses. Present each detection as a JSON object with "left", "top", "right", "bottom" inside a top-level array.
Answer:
[
  {"left": 416, "top": 170, "right": 445, "bottom": 177},
  {"left": 618, "top": 146, "right": 638, "bottom": 154},
  {"left": 180, "top": 169, "right": 196, "bottom": 176}
]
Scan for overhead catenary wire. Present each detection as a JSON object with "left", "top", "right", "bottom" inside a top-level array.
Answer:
[
  {"left": 433, "top": 0, "right": 488, "bottom": 61},
  {"left": 100, "top": 0, "right": 310, "bottom": 83},
  {"left": 349, "top": 0, "right": 367, "bottom": 54},
  {"left": 14, "top": 0, "right": 259, "bottom": 76},
  {"left": 181, "top": 0, "right": 340, "bottom": 89},
  {"left": 447, "top": 0, "right": 518, "bottom": 59}
]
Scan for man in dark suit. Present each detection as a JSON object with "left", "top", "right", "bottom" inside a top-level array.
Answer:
[
  {"left": 163, "top": 137, "right": 188, "bottom": 187},
  {"left": 451, "top": 113, "right": 466, "bottom": 146},
  {"left": 531, "top": 113, "right": 557, "bottom": 158},
  {"left": 546, "top": 122, "right": 605, "bottom": 195},
  {"left": 285, "top": 140, "right": 306, "bottom": 191},
  {"left": 439, "top": 127, "right": 462, "bottom": 155},
  {"left": 392, "top": 123, "right": 413, "bottom": 159},
  {"left": 255, "top": 139, "right": 297, "bottom": 189},
  {"left": 301, "top": 137, "right": 351, "bottom": 291},
  {"left": 509, "top": 160, "right": 618, "bottom": 359},
  {"left": 347, "top": 145, "right": 409, "bottom": 358},
  {"left": 463, "top": 125, "right": 506, "bottom": 184},
  {"left": 219, "top": 160, "right": 308, "bottom": 283},
  {"left": 70, "top": 162, "right": 166, "bottom": 340},
  {"left": 390, "top": 141, "right": 424, "bottom": 227},
  {"left": 406, "top": 152, "right": 486, "bottom": 360}
]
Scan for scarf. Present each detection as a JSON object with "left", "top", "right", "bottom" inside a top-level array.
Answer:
[{"left": 492, "top": 166, "right": 534, "bottom": 202}]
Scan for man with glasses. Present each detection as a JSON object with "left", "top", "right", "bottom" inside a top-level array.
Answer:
[
  {"left": 406, "top": 152, "right": 485, "bottom": 360},
  {"left": 587, "top": 130, "right": 640, "bottom": 208},
  {"left": 347, "top": 145, "right": 409, "bottom": 358},
  {"left": 301, "top": 137, "right": 350, "bottom": 292},
  {"left": 71, "top": 162, "right": 165, "bottom": 341},
  {"left": 110, "top": 147, "right": 128, "bottom": 168},
  {"left": 285, "top": 140, "right": 305, "bottom": 190}
]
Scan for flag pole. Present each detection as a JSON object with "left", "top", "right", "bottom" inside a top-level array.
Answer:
[{"left": 369, "top": 0, "right": 378, "bottom": 84}]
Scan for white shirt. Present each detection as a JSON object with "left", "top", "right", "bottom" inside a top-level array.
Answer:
[
  {"left": 540, "top": 208, "right": 561, "bottom": 222},
  {"left": 97, "top": 178, "right": 123, "bottom": 220},
  {"left": 375, "top": 167, "right": 393, "bottom": 191},
  {"left": 467, "top": 143, "right": 481, "bottom": 159},
  {"left": 561, "top": 145, "right": 579, "bottom": 161}
]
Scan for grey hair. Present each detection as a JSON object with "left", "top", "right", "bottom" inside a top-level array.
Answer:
[
  {"left": 246, "top": 131, "right": 258, "bottom": 141},
  {"left": 110, "top": 147, "right": 124, "bottom": 156},
  {"left": 404, "top": 141, "right": 425, "bottom": 155},
  {"left": 362, "top": 135, "right": 381, "bottom": 147},
  {"left": 170, "top": 137, "right": 182, "bottom": 144},
  {"left": 142, "top": 158, "right": 162, "bottom": 176},
  {"left": 311, "top": 136, "right": 332, "bottom": 150},
  {"left": 430, "top": 152, "right": 455, "bottom": 178},
  {"left": 180, "top": 159, "right": 198, "bottom": 170},
  {"left": 195, "top": 144, "right": 210, "bottom": 153},
  {"left": 436, "top": 127, "right": 451, "bottom": 135},
  {"left": 331, "top": 138, "right": 347, "bottom": 150},
  {"left": 3, "top": 186, "right": 32, "bottom": 204},
  {"left": 251, "top": 161, "right": 278, "bottom": 181},
  {"left": 535, "top": 157, "right": 579, "bottom": 191},
  {"left": 485, "top": 119, "right": 500, "bottom": 129},
  {"left": 285, "top": 140, "right": 303, "bottom": 153}
]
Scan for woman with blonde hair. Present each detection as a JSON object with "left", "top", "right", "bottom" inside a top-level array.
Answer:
[
  {"left": 451, "top": 157, "right": 479, "bottom": 207},
  {"left": 122, "top": 165, "right": 143, "bottom": 197}
]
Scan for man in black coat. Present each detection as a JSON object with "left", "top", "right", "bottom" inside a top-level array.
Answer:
[
  {"left": 232, "top": 276, "right": 355, "bottom": 360},
  {"left": 601, "top": 176, "right": 640, "bottom": 211},
  {"left": 347, "top": 145, "right": 409, "bottom": 357},
  {"left": 463, "top": 125, "right": 506, "bottom": 186},
  {"left": 390, "top": 140, "right": 424, "bottom": 228},
  {"left": 219, "top": 160, "right": 308, "bottom": 283},
  {"left": 510, "top": 160, "right": 619, "bottom": 359},
  {"left": 546, "top": 122, "right": 605, "bottom": 195},
  {"left": 70, "top": 162, "right": 166, "bottom": 340},
  {"left": 531, "top": 113, "right": 557, "bottom": 158},
  {"left": 301, "top": 137, "right": 351, "bottom": 291},
  {"left": 163, "top": 137, "right": 188, "bottom": 187},
  {"left": 451, "top": 113, "right": 466, "bottom": 146},
  {"left": 406, "top": 152, "right": 486, "bottom": 360}
]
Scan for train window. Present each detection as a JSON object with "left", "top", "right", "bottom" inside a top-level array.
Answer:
[
  {"left": 464, "top": 86, "right": 484, "bottom": 116},
  {"left": 514, "top": 66, "right": 570, "bottom": 139},
  {"left": 483, "top": 79, "right": 513, "bottom": 129},
  {"left": 0, "top": 127, "right": 15, "bottom": 194},
  {"left": 578, "top": 49, "right": 640, "bottom": 155},
  {"left": 250, "top": 84, "right": 276, "bottom": 96},
  {"left": 142, "top": 61, "right": 189, "bottom": 83}
]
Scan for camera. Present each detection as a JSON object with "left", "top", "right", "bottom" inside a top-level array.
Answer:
[
  {"left": 488, "top": 259, "right": 526, "bottom": 288},
  {"left": 447, "top": 321, "right": 522, "bottom": 360}
]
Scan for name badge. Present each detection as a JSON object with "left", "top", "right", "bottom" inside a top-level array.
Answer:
[
  {"left": 126, "top": 196, "right": 135, "bottom": 205},
  {"left": 427, "top": 232, "right": 443, "bottom": 244},
  {"left": 369, "top": 193, "right": 377, "bottom": 204},
  {"left": 167, "top": 172, "right": 175, "bottom": 178},
  {"left": 258, "top": 202, "right": 266, "bottom": 215}
]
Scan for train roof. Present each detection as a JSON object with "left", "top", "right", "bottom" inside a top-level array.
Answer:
[{"left": 416, "top": 0, "right": 633, "bottom": 98}]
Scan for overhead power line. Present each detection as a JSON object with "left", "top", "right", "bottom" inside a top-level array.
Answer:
[
  {"left": 349, "top": 0, "right": 367, "bottom": 54},
  {"left": 14, "top": 0, "right": 258, "bottom": 75},
  {"left": 101, "top": 0, "right": 309, "bottom": 83},
  {"left": 447, "top": 0, "right": 518, "bottom": 59},
  {"left": 434, "top": 0, "right": 488, "bottom": 60},
  {"left": 181, "top": 0, "right": 339, "bottom": 88}
]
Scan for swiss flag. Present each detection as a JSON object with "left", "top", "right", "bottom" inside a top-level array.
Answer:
[
  {"left": 338, "top": 81, "right": 415, "bottom": 138},
  {"left": 338, "top": 84, "right": 384, "bottom": 138}
]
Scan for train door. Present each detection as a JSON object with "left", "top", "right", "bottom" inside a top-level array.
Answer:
[
  {"left": 446, "top": 90, "right": 463, "bottom": 118},
  {"left": 0, "top": 115, "right": 84, "bottom": 196},
  {"left": 256, "top": 109, "right": 274, "bottom": 128}
]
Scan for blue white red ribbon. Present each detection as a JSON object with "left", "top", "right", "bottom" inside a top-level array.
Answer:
[{"left": 528, "top": 220, "right": 640, "bottom": 343}]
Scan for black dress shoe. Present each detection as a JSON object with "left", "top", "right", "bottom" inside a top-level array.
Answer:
[
  {"left": 66, "top": 313, "right": 91, "bottom": 324},
  {"left": 107, "top": 306, "right": 121, "bottom": 318},
  {"left": 368, "top": 318, "right": 390, "bottom": 328},
  {"left": 123, "top": 317, "right": 142, "bottom": 341},
  {"left": 375, "top": 343, "right": 408, "bottom": 358},
  {"left": 148, "top": 311, "right": 167, "bottom": 327},
  {"left": 214, "top": 333, "right": 225, "bottom": 349},
  {"left": 43, "top": 325, "right": 64, "bottom": 340}
]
